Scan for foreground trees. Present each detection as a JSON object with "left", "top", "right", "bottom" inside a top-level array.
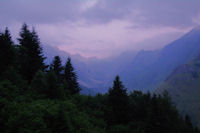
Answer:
[
  {"left": 18, "top": 24, "right": 46, "bottom": 82},
  {"left": 107, "top": 76, "right": 129, "bottom": 126},
  {"left": 64, "top": 58, "right": 80, "bottom": 95},
  {"left": 0, "top": 28, "right": 15, "bottom": 76},
  {"left": 1, "top": 75, "right": 199, "bottom": 133},
  {"left": 50, "top": 56, "right": 63, "bottom": 80}
]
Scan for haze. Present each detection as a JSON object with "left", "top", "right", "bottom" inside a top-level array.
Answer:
[{"left": 1, "top": 0, "right": 200, "bottom": 58}]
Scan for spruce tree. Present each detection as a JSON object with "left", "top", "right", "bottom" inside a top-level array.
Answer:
[
  {"left": 107, "top": 76, "right": 129, "bottom": 125},
  {"left": 0, "top": 28, "right": 15, "bottom": 75},
  {"left": 63, "top": 57, "right": 80, "bottom": 95},
  {"left": 18, "top": 24, "right": 46, "bottom": 83},
  {"left": 46, "top": 71, "right": 61, "bottom": 99},
  {"left": 30, "top": 70, "right": 47, "bottom": 95},
  {"left": 3, "top": 27, "right": 13, "bottom": 44},
  {"left": 50, "top": 56, "right": 63, "bottom": 79},
  {"left": 184, "top": 115, "right": 194, "bottom": 133}
]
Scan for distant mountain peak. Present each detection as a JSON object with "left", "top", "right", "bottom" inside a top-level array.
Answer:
[
  {"left": 190, "top": 25, "right": 200, "bottom": 33},
  {"left": 181, "top": 25, "right": 200, "bottom": 40}
]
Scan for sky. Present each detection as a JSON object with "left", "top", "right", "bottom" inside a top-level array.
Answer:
[{"left": 0, "top": 0, "right": 200, "bottom": 58}]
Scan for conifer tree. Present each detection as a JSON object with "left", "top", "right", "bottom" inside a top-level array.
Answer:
[
  {"left": 50, "top": 56, "right": 63, "bottom": 79},
  {"left": 3, "top": 27, "right": 13, "bottom": 45},
  {"left": 46, "top": 71, "right": 61, "bottom": 99},
  {"left": 107, "top": 76, "right": 129, "bottom": 125},
  {"left": 63, "top": 57, "right": 80, "bottom": 95},
  {"left": 184, "top": 115, "right": 194, "bottom": 133},
  {"left": 30, "top": 70, "right": 47, "bottom": 95},
  {"left": 18, "top": 24, "right": 46, "bottom": 82},
  {"left": 0, "top": 28, "right": 15, "bottom": 75}
]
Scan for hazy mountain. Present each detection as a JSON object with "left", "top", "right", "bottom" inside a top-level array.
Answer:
[
  {"left": 42, "top": 45, "right": 101, "bottom": 94},
  {"left": 42, "top": 44, "right": 137, "bottom": 93},
  {"left": 120, "top": 26, "right": 200, "bottom": 91},
  {"left": 42, "top": 26, "right": 200, "bottom": 93},
  {"left": 157, "top": 55, "right": 200, "bottom": 127}
]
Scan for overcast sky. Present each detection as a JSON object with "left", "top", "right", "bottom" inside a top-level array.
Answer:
[{"left": 1, "top": 0, "right": 200, "bottom": 58}]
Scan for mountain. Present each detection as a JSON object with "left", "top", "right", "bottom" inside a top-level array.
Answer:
[
  {"left": 42, "top": 45, "right": 102, "bottom": 94},
  {"left": 120, "top": 26, "right": 200, "bottom": 91},
  {"left": 42, "top": 26, "right": 200, "bottom": 93},
  {"left": 42, "top": 44, "right": 137, "bottom": 93},
  {"left": 157, "top": 54, "right": 200, "bottom": 127}
]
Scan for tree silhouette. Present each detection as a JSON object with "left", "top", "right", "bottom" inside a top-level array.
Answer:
[
  {"left": 50, "top": 56, "right": 63, "bottom": 80},
  {"left": 46, "top": 71, "right": 64, "bottom": 99},
  {"left": 0, "top": 28, "right": 15, "bottom": 76},
  {"left": 184, "top": 115, "right": 194, "bottom": 133},
  {"left": 63, "top": 57, "right": 80, "bottom": 95},
  {"left": 30, "top": 70, "right": 47, "bottom": 95},
  {"left": 18, "top": 24, "right": 46, "bottom": 83},
  {"left": 107, "top": 76, "right": 129, "bottom": 125}
]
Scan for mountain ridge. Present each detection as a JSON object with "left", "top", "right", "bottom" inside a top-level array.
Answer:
[
  {"left": 43, "top": 26, "right": 200, "bottom": 93},
  {"left": 120, "top": 26, "right": 200, "bottom": 91},
  {"left": 157, "top": 54, "right": 200, "bottom": 127}
]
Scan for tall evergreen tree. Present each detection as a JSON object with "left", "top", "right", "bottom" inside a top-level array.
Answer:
[
  {"left": 184, "top": 115, "right": 194, "bottom": 133},
  {"left": 3, "top": 28, "right": 13, "bottom": 44},
  {"left": 46, "top": 71, "right": 61, "bottom": 99},
  {"left": 30, "top": 70, "right": 47, "bottom": 95},
  {"left": 63, "top": 57, "right": 80, "bottom": 95},
  {"left": 18, "top": 24, "right": 46, "bottom": 83},
  {"left": 50, "top": 56, "right": 63, "bottom": 79},
  {"left": 107, "top": 76, "right": 129, "bottom": 125},
  {"left": 0, "top": 28, "right": 15, "bottom": 76}
]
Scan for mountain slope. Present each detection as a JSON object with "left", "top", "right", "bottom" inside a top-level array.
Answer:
[
  {"left": 120, "top": 26, "right": 200, "bottom": 91},
  {"left": 42, "top": 44, "right": 137, "bottom": 93},
  {"left": 158, "top": 55, "right": 200, "bottom": 127},
  {"left": 42, "top": 45, "right": 104, "bottom": 93},
  {"left": 42, "top": 27, "right": 200, "bottom": 93}
]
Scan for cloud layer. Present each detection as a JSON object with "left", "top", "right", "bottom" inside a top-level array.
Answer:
[{"left": 1, "top": 0, "right": 200, "bottom": 58}]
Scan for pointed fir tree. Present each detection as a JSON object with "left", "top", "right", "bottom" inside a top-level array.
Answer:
[
  {"left": 18, "top": 24, "right": 46, "bottom": 83},
  {"left": 184, "top": 114, "right": 194, "bottom": 133},
  {"left": 50, "top": 56, "right": 63, "bottom": 80},
  {"left": 46, "top": 71, "right": 59, "bottom": 98},
  {"left": 0, "top": 27, "right": 15, "bottom": 76},
  {"left": 30, "top": 70, "right": 47, "bottom": 95},
  {"left": 107, "top": 75, "right": 129, "bottom": 125},
  {"left": 63, "top": 57, "right": 80, "bottom": 95},
  {"left": 46, "top": 70, "right": 65, "bottom": 99},
  {"left": 4, "top": 27, "right": 13, "bottom": 45}
]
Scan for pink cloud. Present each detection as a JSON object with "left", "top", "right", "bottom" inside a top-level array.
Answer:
[{"left": 35, "top": 20, "right": 191, "bottom": 58}]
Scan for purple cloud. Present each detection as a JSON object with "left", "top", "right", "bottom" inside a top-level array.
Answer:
[{"left": 0, "top": 0, "right": 200, "bottom": 58}]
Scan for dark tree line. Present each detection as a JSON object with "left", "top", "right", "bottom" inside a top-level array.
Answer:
[
  {"left": 0, "top": 24, "right": 199, "bottom": 133},
  {"left": 18, "top": 24, "right": 46, "bottom": 83},
  {"left": 0, "top": 27, "right": 16, "bottom": 76},
  {"left": 0, "top": 24, "right": 80, "bottom": 98}
]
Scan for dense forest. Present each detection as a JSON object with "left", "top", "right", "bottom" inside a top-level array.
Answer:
[{"left": 0, "top": 24, "right": 199, "bottom": 133}]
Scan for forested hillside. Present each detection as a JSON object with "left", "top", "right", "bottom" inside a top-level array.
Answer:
[
  {"left": 158, "top": 54, "right": 200, "bottom": 128},
  {"left": 0, "top": 24, "right": 199, "bottom": 132}
]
